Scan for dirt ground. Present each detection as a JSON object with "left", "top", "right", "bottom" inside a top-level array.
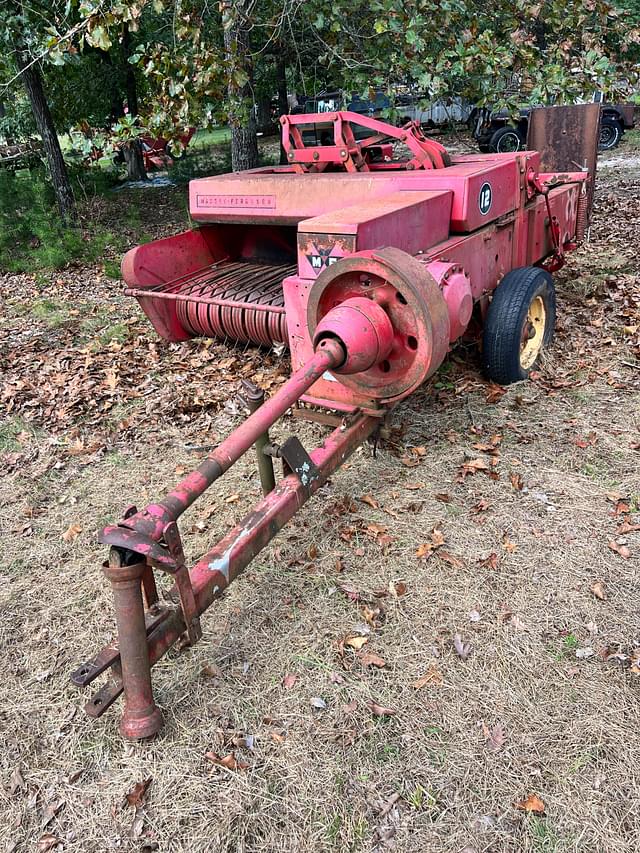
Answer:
[{"left": 1, "top": 134, "right": 639, "bottom": 853}]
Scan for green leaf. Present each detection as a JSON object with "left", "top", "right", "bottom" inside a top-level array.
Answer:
[{"left": 86, "top": 24, "right": 112, "bottom": 51}]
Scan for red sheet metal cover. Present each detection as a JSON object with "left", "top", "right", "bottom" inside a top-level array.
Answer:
[{"left": 296, "top": 190, "right": 452, "bottom": 278}]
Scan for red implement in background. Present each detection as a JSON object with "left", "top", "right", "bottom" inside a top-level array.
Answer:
[{"left": 140, "top": 127, "right": 196, "bottom": 171}]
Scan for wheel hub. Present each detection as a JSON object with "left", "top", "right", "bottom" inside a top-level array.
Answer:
[{"left": 519, "top": 295, "right": 546, "bottom": 369}]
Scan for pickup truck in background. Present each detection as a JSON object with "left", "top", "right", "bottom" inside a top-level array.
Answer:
[{"left": 469, "top": 103, "right": 636, "bottom": 153}]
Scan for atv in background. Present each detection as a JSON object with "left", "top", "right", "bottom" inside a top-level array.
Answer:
[{"left": 470, "top": 103, "right": 635, "bottom": 153}]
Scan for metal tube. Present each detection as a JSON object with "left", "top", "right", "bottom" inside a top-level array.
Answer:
[
  {"left": 115, "top": 337, "right": 345, "bottom": 541},
  {"left": 102, "top": 550, "right": 163, "bottom": 739},
  {"left": 124, "top": 288, "right": 288, "bottom": 314},
  {"left": 241, "top": 380, "right": 276, "bottom": 496}
]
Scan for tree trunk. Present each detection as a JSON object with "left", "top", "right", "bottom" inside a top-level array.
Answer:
[
  {"left": 255, "top": 96, "right": 272, "bottom": 134},
  {"left": 88, "top": 48, "right": 125, "bottom": 124},
  {"left": 15, "top": 52, "right": 76, "bottom": 222},
  {"left": 276, "top": 55, "right": 288, "bottom": 165},
  {"left": 122, "top": 140, "right": 147, "bottom": 181},
  {"left": 0, "top": 101, "right": 16, "bottom": 146},
  {"left": 222, "top": 1, "right": 259, "bottom": 172},
  {"left": 122, "top": 26, "right": 139, "bottom": 117}
]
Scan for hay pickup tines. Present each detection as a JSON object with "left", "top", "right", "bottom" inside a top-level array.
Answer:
[{"left": 73, "top": 108, "right": 595, "bottom": 738}]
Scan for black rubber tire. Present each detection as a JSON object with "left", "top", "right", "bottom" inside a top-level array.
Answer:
[
  {"left": 489, "top": 125, "right": 525, "bottom": 153},
  {"left": 482, "top": 267, "right": 556, "bottom": 384},
  {"left": 598, "top": 118, "right": 623, "bottom": 151}
]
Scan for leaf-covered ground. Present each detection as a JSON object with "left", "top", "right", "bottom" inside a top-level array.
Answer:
[{"left": 1, "top": 136, "right": 639, "bottom": 853}]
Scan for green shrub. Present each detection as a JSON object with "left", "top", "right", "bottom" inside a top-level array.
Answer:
[
  {"left": 167, "top": 148, "right": 232, "bottom": 184},
  {"left": 0, "top": 167, "right": 117, "bottom": 273}
]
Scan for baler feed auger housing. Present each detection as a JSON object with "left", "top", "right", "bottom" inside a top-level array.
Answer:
[{"left": 74, "top": 106, "right": 597, "bottom": 737}]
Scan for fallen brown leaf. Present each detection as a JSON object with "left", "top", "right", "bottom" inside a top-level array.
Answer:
[
  {"left": 36, "top": 835, "right": 59, "bottom": 853},
  {"left": 367, "top": 700, "right": 396, "bottom": 717},
  {"left": 205, "top": 751, "right": 249, "bottom": 770},
  {"left": 502, "top": 533, "right": 517, "bottom": 553},
  {"left": 617, "top": 520, "right": 640, "bottom": 534},
  {"left": 509, "top": 472, "right": 524, "bottom": 491},
  {"left": 485, "top": 383, "right": 507, "bottom": 403},
  {"left": 456, "top": 457, "right": 491, "bottom": 482},
  {"left": 61, "top": 523, "right": 82, "bottom": 543},
  {"left": 41, "top": 799, "right": 64, "bottom": 829},
  {"left": 269, "top": 730, "right": 286, "bottom": 744},
  {"left": 201, "top": 662, "right": 221, "bottom": 678},
  {"left": 483, "top": 722, "right": 506, "bottom": 753},
  {"left": 412, "top": 663, "right": 443, "bottom": 689},
  {"left": 390, "top": 580, "right": 407, "bottom": 597},
  {"left": 282, "top": 673, "right": 298, "bottom": 689},
  {"left": 338, "top": 582, "right": 361, "bottom": 602},
  {"left": 608, "top": 540, "right": 630, "bottom": 559},
  {"left": 438, "top": 550, "right": 464, "bottom": 569},
  {"left": 416, "top": 542, "right": 434, "bottom": 559},
  {"left": 358, "top": 651, "right": 386, "bottom": 668},
  {"left": 125, "top": 778, "right": 152, "bottom": 810},
  {"left": 104, "top": 369, "right": 119, "bottom": 390},
  {"left": 360, "top": 494, "right": 379, "bottom": 509},
  {"left": 362, "top": 604, "right": 381, "bottom": 627},
  {"left": 9, "top": 765, "right": 25, "bottom": 795},
  {"left": 431, "top": 527, "right": 446, "bottom": 547},
  {"left": 345, "top": 635, "right": 369, "bottom": 651},
  {"left": 478, "top": 552, "right": 499, "bottom": 570},
  {"left": 515, "top": 793, "right": 545, "bottom": 814},
  {"left": 590, "top": 581, "right": 607, "bottom": 601}
]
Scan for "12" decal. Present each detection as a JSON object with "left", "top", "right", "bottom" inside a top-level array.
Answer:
[{"left": 479, "top": 182, "right": 492, "bottom": 215}]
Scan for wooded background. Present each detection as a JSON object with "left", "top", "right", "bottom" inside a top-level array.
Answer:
[{"left": 1, "top": 0, "right": 640, "bottom": 224}]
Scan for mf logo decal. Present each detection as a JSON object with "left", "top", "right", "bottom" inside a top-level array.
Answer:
[
  {"left": 306, "top": 244, "right": 340, "bottom": 272},
  {"left": 479, "top": 182, "right": 492, "bottom": 216}
]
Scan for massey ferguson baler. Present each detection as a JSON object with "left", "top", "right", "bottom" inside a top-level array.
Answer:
[{"left": 72, "top": 107, "right": 599, "bottom": 738}]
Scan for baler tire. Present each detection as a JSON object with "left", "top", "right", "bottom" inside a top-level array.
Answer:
[
  {"left": 482, "top": 267, "right": 555, "bottom": 384},
  {"left": 489, "top": 125, "right": 525, "bottom": 153},
  {"left": 598, "top": 117, "right": 622, "bottom": 151}
]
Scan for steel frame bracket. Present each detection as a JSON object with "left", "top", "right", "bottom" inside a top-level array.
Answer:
[
  {"left": 277, "top": 437, "right": 320, "bottom": 494},
  {"left": 163, "top": 521, "right": 202, "bottom": 645}
]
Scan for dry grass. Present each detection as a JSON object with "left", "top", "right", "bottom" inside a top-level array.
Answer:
[{"left": 1, "top": 139, "right": 639, "bottom": 853}]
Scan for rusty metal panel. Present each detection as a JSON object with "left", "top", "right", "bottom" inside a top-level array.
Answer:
[
  {"left": 527, "top": 104, "right": 600, "bottom": 212},
  {"left": 526, "top": 104, "right": 600, "bottom": 173}
]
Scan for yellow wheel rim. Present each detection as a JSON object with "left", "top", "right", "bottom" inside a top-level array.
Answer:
[{"left": 519, "top": 295, "right": 546, "bottom": 370}]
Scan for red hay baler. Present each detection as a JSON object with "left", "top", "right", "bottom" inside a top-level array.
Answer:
[{"left": 72, "top": 106, "right": 600, "bottom": 738}]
